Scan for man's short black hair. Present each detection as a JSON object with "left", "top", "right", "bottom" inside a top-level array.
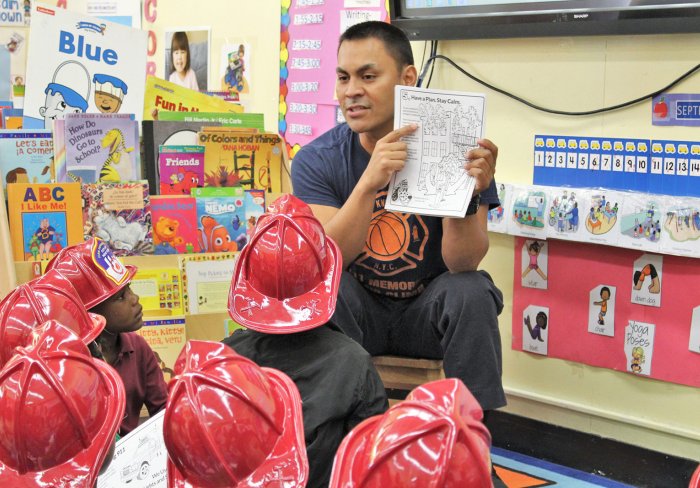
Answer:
[{"left": 338, "top": 21, "right": 414, "bottom": 69}]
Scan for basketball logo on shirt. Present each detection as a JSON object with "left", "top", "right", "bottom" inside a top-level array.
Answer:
[
  {"left": 367, "top": 211, "right": 409, "bottom": 258},
  {"left": 355, "top": 191, "right": 429, "bottom": 277}
]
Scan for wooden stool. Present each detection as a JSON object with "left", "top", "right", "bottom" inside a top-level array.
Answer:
[{"left": 372, "top": 355, "right": 445, "bottom": 403}]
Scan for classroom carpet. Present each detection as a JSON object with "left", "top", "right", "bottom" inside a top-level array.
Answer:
[{"left": 492, "top": 447, "right": 634, "bottom": 487}]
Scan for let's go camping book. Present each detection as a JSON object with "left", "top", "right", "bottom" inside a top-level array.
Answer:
[
  {"left": 0, "top": 129, "right": 53, "bottom": 196},
  {"left": 82, "top": 180, "right": 153, "bottom": 256},
  {"left": 7, "top": 182, "right": 83, "bottom": 261},
  {"left": 23, "top": 3, "right": 147, "bottom": 129},
  {"left": 64, "top": 113, "right": 140, "bottom": 183}
]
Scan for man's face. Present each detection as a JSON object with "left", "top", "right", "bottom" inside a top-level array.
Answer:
[
  {"left": 336, "top": 38, "right": 411, "bottom": 140},
  {"left": 39, "top": 91, "right": 83, "bottom": 127},
  {"left": 95, "top": 91, "right": 122, "bottom": 113}
]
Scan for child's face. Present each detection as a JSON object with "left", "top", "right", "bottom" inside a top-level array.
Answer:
[
  {"left": 173, "top": 48, "right": 188, "bottom": 73},
  {"left": 536, "top": 314, "right": 545, "bottom": 327},
  {"left": 601, "top": 289, "right": 610, "bottom": 300},
  {"left": 92, "top": 284, "right": 144, "bottom": 333}
]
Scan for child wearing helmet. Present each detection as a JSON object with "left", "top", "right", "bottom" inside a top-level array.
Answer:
[
  {"left": 0, "top": 319, "right": 125, "bottom": 487},
  {"left": 163, "top": 340, "right": 309, "bottom": 487},
  {"left": 224, "top": 194, "right": 388, "bottom": 488},
  {"left": 46, "top": 238, "right": 168, "bottom": 436},
  {"left": 330, "top": 378, "right": 493, "bottom": 488}
]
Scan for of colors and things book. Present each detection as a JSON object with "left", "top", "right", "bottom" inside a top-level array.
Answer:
[
  {"left": 64, "top": 113, "right": 140, "bottom": 183},
  {"left": 23, "top": 3, "right": 147, "bottom": 129},
  {"left": 7, "top": 182, "right": 83, "bottom": 261}
]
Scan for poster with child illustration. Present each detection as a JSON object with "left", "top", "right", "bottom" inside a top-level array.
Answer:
[
  {"left": 661, "top": 197, "right": 700, "bottom": 257},
  {"left": 220, "top": 42, "right": 250, "bottom": 95},
  {"left": 521, "top": 239, "right": 548, "bottom": 290},
  {"left": 617, "top": 193, "right": 663, "bottom": 253},
  {"left": 624, "top": 320, "right": 655, "bottom": 376},
  {"left": 689, "top": 306, "right": 700, "bottom": 354},
  {"left": 588, "top": 284, "right": 616, "bottom": 337},
  {"left": 487, "top": 182, "right": 510, "bottom": 234},
  {"left": 522, "top": 305, "right": 549, "bottom": 356},
  {"left": 164, "top": 28, "right": 210, "bottom": 92},
  {"left": 583, "top": 190, "right": 622, "bottom": 246},
  {"left": 507, "top": 186, "right": 548, "bottom": 239},
  {"left": 630, "top": 253, "right": 663, "bottom": 308},
  {"left": 545, "top": 187, "right": 587, "bottom": 241}
]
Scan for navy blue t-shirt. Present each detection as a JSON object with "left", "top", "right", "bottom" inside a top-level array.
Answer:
[{"left": 292, "top": 123, "right": 499, "bottom": 299}]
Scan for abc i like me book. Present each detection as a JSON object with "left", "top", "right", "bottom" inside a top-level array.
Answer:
[
  {"left": 23, "top": 3, "right": 147, "bottom": 129},
  {"left": 7, "top": 182, "right": 83, "bottom": 261},
  {"left": 64, "top": 113, "right": 140, "bottom": 183},
  {"left": 150, "top": 195, "right": 200, "bottom": 255},
  {"left": 192, "top": 186, "right": 245, "bottom": 253}
]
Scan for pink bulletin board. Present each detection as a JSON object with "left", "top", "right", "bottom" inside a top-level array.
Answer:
[
  {"left": 512, "top": 237, "right": 700, "bottom": 387},
  {"left": 279, "top": 0, "right": 389, "bottom": 157}
]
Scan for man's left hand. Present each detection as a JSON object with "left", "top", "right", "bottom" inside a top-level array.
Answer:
[{"left": 464, "top": 139, "right": 498, "bottom": 194}]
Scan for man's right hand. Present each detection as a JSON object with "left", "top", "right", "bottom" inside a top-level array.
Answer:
[{"left": 357, "top": 124, "right": 418, "bottom": 193}]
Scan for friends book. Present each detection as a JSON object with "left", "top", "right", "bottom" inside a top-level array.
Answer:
[
  {"left": 158, "top": 145, "right": 204, "bottom": 195},
  {"left": 7, "top": 182, "right": 83, "bottom": 261}
]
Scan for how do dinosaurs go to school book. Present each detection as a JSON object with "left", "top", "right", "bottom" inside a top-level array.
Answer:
[
  {"left": 82, "top": 180, "right": 153, "bottom": 256},
  {"left": 23, "top": 3, "right": 147, "bottom": 128},
  {"left": 7, "top": 182, "right": 83, "bottom": 262},
  {"left": 64, "top": 113, "right": 140, "bottom": 183}
]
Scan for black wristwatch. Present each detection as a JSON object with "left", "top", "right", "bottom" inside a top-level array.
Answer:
[{"left": 465, "top": 194, "right": 481, "bottom": 216}]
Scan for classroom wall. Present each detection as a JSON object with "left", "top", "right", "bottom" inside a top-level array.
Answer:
[{"left": 424, "top": 34, "right": 700, "bottom": 459}]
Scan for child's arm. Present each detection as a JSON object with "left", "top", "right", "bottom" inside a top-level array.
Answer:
[{"left": 142, "top": 345, "right": 168, "bottom": 415}]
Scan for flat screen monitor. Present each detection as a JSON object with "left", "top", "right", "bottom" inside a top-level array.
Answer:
[{"left": 390, "top": 1, "right": 700, "bottom": 40}]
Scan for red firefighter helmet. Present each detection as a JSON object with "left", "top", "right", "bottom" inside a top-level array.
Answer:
[
  {"left": 44, "top": 237, "right": 137, "bottom": 309},
  {"left": 690, "top": 465, "right": 700, "bottom": 488},
  {"left": 228, "top": 194, "right": 341, "bottom": 333},
  {"left": 329, "top": 378, "right": 493, "bottom": 488},
  {"left": 0, "top": 319, "right": 125, "bottom": 487},
  {"left": 164, "top": 340, "right": 308, "bottom": 487},
  {"left": 0, "top": 269, "right": 105, "bottom": 367}
]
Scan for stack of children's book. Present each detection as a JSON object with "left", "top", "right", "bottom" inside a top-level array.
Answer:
[{"left": 1, "top": 3, "right": 282, "bottom": 264}]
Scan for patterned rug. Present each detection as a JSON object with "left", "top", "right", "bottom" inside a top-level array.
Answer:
[{"left": 492, "top": 447, "right": 635, "bottom": 487}]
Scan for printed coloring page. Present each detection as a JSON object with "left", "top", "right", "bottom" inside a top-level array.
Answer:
[{"left": 386, "top": 85, "right": 485, "bottom": 217}]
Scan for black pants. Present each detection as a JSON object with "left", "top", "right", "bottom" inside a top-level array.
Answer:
[{"left": 330, "top": 270, "right": 506, "bottom": 410}]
